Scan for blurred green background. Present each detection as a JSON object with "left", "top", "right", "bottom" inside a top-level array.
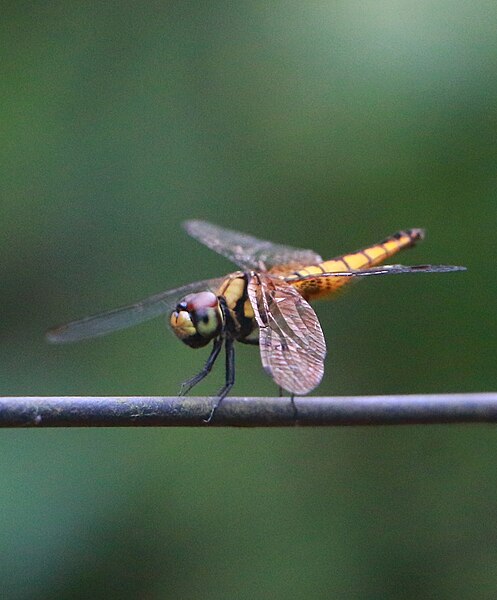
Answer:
[{"left": 2, "top": 1, "right": 496, "bottom": 598}]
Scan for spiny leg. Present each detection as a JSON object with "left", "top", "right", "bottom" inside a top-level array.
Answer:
[
  {"left": 180, "top": 336, "right": 224, "bottom": 396},
  {"left": 204, "top": 336, "right": 235, "bottom": 422}
]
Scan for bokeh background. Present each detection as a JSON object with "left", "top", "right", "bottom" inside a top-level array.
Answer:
[{"left": 2, "top": 2, "right": 497, "bottom": 598}]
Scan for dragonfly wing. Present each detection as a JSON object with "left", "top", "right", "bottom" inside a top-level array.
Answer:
[
  {"left": 247, "top": 273, "right": 326, "bottom": 395},
  {"left": 47, "top": 277, "right": 225, "bottom": 343},
  {"left": 290, "top": 263, "right": 467, "bottom": 281},
  {"left": 184, "top": 220, "right": 323, "bottom": 271}
]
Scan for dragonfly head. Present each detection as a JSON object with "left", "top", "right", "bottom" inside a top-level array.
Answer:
[{"left": 169, "top": 291, "right": 223, "bottom": 348}]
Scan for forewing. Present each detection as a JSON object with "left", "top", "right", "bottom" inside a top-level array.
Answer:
[
  {"left": 46, "top": 277, "right": 225, "bottom": 343},
  {"left": 247, "top": 274, "right": 326, "bottom": 395},
  {"left": 184, "top": 220, "right": 323, "bottom": 271},
  {"left": 289, "top": 263, "right": 466, "bottom": 282}
]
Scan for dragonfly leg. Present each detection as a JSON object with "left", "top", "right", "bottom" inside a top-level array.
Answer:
[
  {"left": 204, "top": 336, "right": 235, "bottom": 422},
  {"left": 277, "top": 387, "right": 298, "bottom": 420},
  {"left": 289, "top": 393, "right": 298, "bottom": 422},
  {"left": 180, "top": 336, "right": 224, "bottom": 396}
]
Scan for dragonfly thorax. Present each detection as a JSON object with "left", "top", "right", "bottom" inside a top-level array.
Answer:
[{"left": 169, "top": 291, "right": 223, "bottom": 348}]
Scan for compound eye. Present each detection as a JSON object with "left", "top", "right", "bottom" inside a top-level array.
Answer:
[
  {"left": 169, "top": 291, "right": 222, "bottom": 348},
  {"left": 184, "top": 291, "right": 218, "bottom": 312},
  {"left": 186, "top": 292, "right": 222, "bottom": 338}
]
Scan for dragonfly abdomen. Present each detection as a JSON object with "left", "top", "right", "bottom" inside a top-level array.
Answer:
[{"left": 288, "top": 228, "right": 425, "bottom": 301}]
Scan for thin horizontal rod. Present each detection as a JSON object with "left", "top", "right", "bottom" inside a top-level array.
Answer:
[{"left": 0, "top": 393, "right": 496, "bottom": 427}]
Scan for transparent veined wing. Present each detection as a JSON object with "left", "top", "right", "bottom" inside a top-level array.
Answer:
[
  {"left": 286, "top": 263, "right": 467, "bottom": 282},
  {"left": 46, "top": 277, "right": 225, "bottom": 344},
  {"left": 183, "top": 220, "right": 323, "bottom": 272},
  {"left": 247, "top": 273, "right": 326, "bottom": 395}
]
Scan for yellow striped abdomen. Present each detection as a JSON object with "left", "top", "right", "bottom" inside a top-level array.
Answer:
[{"left": 288, "top": 228, "right": 424, "bottom": 301}]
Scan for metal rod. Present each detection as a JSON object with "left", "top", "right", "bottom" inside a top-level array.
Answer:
[{"left": 0, "top": 393, "right": 496, "bottom": 427}]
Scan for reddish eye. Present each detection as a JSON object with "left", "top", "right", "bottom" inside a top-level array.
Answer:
[
  {"left": 185, "top": 291, "right": 218, "bottom": 312},
  {"left": 171, "top": 291, "right": 222, "bottom": 348}
]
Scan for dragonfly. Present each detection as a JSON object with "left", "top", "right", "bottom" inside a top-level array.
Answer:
[{"left": 47, "top": 220, "right": 465, "bottom": 420}]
